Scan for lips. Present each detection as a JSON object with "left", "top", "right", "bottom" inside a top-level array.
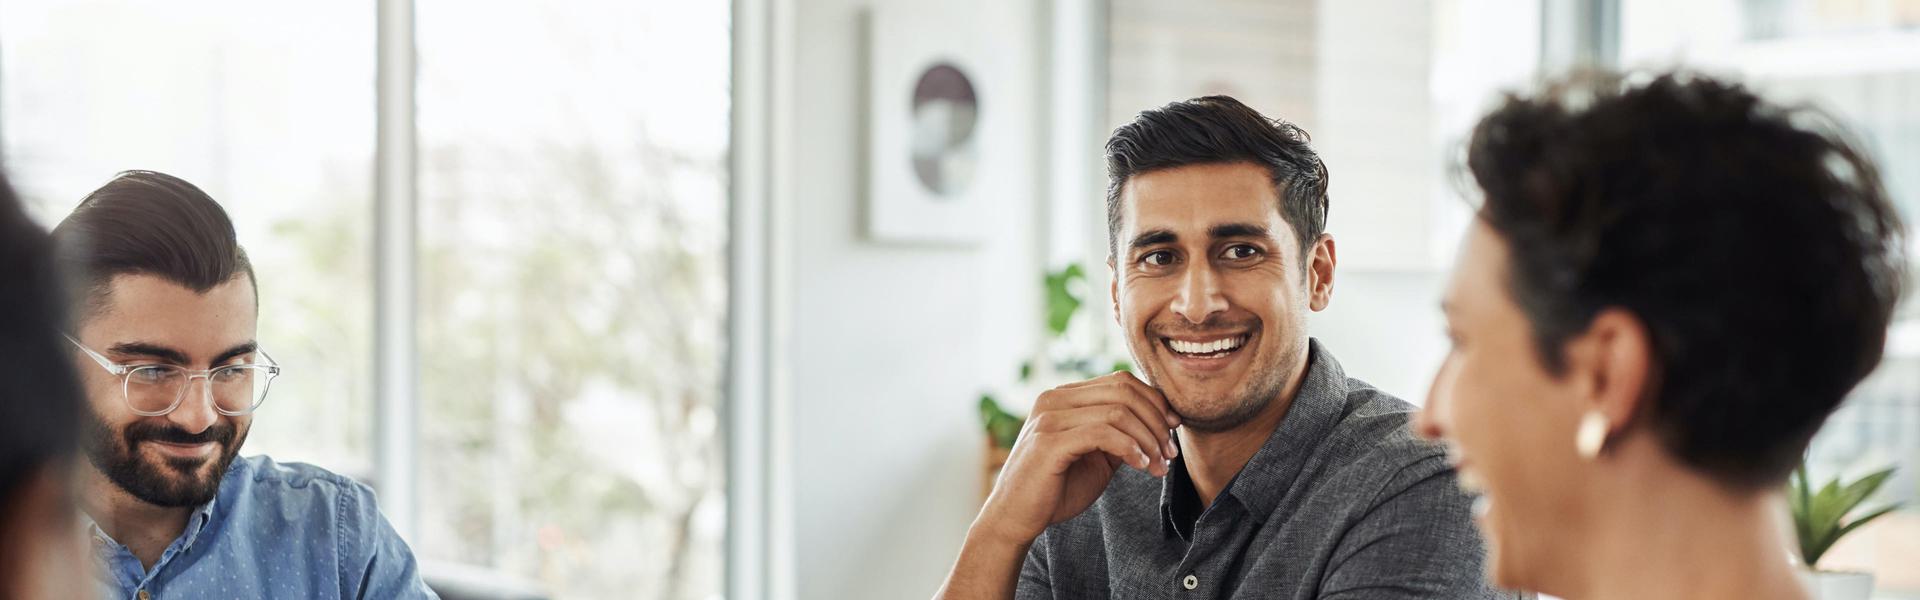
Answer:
[
  {"left": 1449, "top": 458, "right": 1493, "bottom": 519},
  {"left": 146, "top": 440, "right": 218, "bottom": 459}
]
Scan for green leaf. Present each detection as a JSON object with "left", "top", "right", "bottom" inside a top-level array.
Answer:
[
  {"left": 1110, "top": 359, "right": 1133, "bottom": 374},
  {"left": 1837, "top": 467, "right": 1897, "bottom": 514},
  {"left": 1808, "top": 477, "right": 1847, "bottom": 547},
  {"left": 979, "top": 393, "right": 1026, "bottom": 449},
  {"left": 1792, "top": 462, "right": 1817, "bottom": 564},
  {"left": 1044, "top": 264, "right": 1086, "bottom": 337},
  {"left": 1018, "top": 361, "right": 1033, "bottom": 382},
  {"left": 1790, "top": 460, "right": 1903, "bottom": 569},
  {"left": 1832, "top": 503, "right": 1903, "bottom": 542}
]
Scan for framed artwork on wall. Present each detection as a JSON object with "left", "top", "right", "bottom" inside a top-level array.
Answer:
[{"left": 864, "top": 5, "right": 997, "bottom": 245}]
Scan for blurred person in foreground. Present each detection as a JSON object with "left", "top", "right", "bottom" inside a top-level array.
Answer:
[
  {"left": 1419, "top": 71, "right": 1906, "bottom": 600},
  {"left": 938, "top": 96, "right": 1509, "bottom": 599},
  {"left": 51, "top": 170, "right": 436, "bottom": 599},
  {"left": 0, "top": 168, "right": 90, "bottom": 598}
]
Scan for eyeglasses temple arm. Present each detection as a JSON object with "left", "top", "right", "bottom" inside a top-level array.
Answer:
[{"left": 63, "top": 334, "right": 126, "bottom": 375}]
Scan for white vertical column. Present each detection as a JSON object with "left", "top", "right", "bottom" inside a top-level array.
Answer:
[
  {"left": 1541, "top": 0, "right": 1619, "bottom": 72},
  {"left": 729, "top": 0, "right": 795, "bottom": 597},
  {"left": 1046, "top": 0, "right": 1101, "bottom": 269},
  {"left": 1048, "top": 0, "right": 1115, "bottom": 352},
  {"left": 374, "top": 0, "right": 419, "bottom": 541}
]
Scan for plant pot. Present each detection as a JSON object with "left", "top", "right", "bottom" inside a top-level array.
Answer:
[
  {"left": 984, "top": 441, "right": 1011, "bottom": 503},
  {"left": 1800, "top": 570, "right": 1875, "bottom": 600}
]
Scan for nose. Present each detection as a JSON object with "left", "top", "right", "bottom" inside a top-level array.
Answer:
[
  {"left": 1170, "top": 263, "right": 1227, "bottom": 325},
  {"left": 1414, "top": 360, "right": 1455, "bottom": 442},
  {"left": 167, "top": 376, "right": 220, "bottom": 434},
  {"left": 1412, "top": 400, "right": 1444, "bottom": 441}
]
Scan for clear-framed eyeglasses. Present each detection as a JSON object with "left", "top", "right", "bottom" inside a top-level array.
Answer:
[{"left": 64, "top": 335, "right": 283, "bottom": 417}]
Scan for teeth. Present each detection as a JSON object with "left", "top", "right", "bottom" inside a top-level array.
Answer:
[
  {"left": 1169, "top": 336, "right": 1245, "bottom": 355},
  {"left": 1456, "top": 470, "right": 1485, "bottom": 494}
]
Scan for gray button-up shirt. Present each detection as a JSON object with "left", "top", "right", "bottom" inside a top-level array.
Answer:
[{"left": 1017, "top": 340, "right": 1519, "bottom": 599}]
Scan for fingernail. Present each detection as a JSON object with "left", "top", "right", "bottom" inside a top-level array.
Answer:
[
  {"left": 1136, "top": 451, "right": 1149, "bottom": 469},
  {"left": 1167, "top": 438, "right": 1179, "bottom": 458}
]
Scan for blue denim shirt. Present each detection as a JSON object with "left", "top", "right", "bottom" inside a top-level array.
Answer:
[{"left": 89, "top": 455, "right": 438, "bottom": 599}]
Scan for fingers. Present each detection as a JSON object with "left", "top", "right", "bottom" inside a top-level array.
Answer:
[
  {"left": 1051, "top": 371, "right": 1178, "bottom": 429},
  {"left": 1029, "top": 405, "right": 1170, "bottom": 476},
  {"left": 1031, "top": 424, "right": 1153, "bottom": 475},
  {"left": 1035, "top": 373, "right": 1179, "bottom": 460},
  {"left": 1106, "top": 371, "right": 1181, "bottom": 430}
]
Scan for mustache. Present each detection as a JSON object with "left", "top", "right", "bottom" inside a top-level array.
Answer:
[
  {"left": 124, "top": 420, "right": 236, "bottom": 448},
  {"left": 1147, "top": 317, "right": 1259, "bottom": 338}
]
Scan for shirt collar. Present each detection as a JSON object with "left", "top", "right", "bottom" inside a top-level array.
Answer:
[
  {"left": 85, "top": 461, "right": 235, "bottom": 555},
  {"left": 1159, "top": 338, "right": 1349, "bottom": 536}
]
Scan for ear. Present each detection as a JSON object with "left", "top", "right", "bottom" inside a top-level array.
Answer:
[
  {"left": 1108, "top": 258, "right": 1122, "bottom": 326},
  {"left": 1562, "top": 308, "right": 1655, "bottom": 448},
  {"left": 1306, "top": 234, "right": 1337, "bottom": 311}
]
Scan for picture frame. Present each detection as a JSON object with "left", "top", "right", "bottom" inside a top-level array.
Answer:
[{"left": 863, "top": 5, "right": 997, "bottom": 245}]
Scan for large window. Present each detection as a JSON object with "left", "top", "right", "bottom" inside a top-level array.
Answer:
[
  {"left": 1619, "top": 0, "right": 1920, "bottom": 592},
  {"left": 0, "top": 2, "right": 729, "bottom": 598},
  {"left": 0, "top": 0, "right": 377, "bottom": 479},
  {"left": 414, "top": 1, "right": 729, "bottom": 597}
]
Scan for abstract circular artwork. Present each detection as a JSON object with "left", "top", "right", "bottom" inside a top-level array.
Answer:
[{"left": 909, "top": 63, "right": 979, "bottom": 198}]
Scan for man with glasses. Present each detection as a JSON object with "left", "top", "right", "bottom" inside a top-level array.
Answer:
[{"left": 52, "top": 171, "right": 435, "bottom": 598}]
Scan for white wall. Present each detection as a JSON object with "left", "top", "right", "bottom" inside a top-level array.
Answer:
[
  {"left": 1306, "top": 271, "right": 1449, "bottom": 406},
  {"left": 777, "top": 0, "right": 1045, "bottom": 598}
]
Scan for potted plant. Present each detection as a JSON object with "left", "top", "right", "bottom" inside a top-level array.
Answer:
[
  {"left": 978, "top": 264, "right": 1131, "bottom": 499},
  {"left": 1788, "top": 460, "right": 1903, "bottom": 600}
]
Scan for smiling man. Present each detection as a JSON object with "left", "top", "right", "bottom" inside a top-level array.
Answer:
[
  {"left": 937, "top": 97, "right": 1506, "bottom": 599},
  {"left": 52, "top": 171, "right": 435, "bottom": 599}
]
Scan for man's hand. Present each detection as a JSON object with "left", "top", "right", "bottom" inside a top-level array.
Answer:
[{"left": 936, "top": 371, "right": 1179, "bottom": 600}]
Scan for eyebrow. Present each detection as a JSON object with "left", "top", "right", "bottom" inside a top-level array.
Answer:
[
  {"left": 1127, "top": 223, "right": 1274, "bottom": 252},
  {"left": 1209, "top": 223, "right": 1271, "bottom": 240},
  {"left": 108, "top": 341, "right": 259, "bottom": 366},
  {"left": 213, "top": 342, "right": 260, "bottom": 365},
  {"left": 108, "top": 342, "right": 189, "bottom": 364},
  {"left": 1127, "top": 229, "right": 1177, "bottom": 251}
]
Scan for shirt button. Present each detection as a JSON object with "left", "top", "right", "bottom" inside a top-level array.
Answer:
[
  {"left": 137, "top": 591, "right": 151, "bottom": 600},
  {"left": 1183, "top": 574, "right": 1198, "bottom": 590}
]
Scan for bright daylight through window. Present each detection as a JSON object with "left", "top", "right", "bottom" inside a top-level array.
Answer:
[{"left": 1, "top": 2, "right": 730, "bottom": 598}]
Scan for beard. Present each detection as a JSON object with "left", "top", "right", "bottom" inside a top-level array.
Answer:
[
  {"left": 81, "top": 408, "right": 244, "bottom": 508},
  {"left": 1175, "top": 339, "right": 1300, "bottom": 432},
  {"left": 1136, "top": 315, "right": 1307, "bottom": 434}
]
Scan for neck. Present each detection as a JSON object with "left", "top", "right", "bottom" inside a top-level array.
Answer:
[
  {"left": 1177, "top": 342, "right": 1309, "bottom": 508},
  {"left": 79, "top": 466, "right": 193, "bottom": 570},
  {"left": 1555, "top": 438, "right": 1807, "bottom": 600}
]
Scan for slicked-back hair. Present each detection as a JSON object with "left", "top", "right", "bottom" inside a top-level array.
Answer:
[
  {"left": 1467, "top": 71, "right": 1907, "bottom": 490},
  {"left": 1105, "top": 95, "right": 1330, "bottom": 261},
  {"left": 49, "top": 170, "right": 255, "bottom": 321}
]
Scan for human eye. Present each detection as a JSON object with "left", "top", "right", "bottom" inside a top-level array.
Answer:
[
  {"left": 128, "top": 366, "right": 182, "bottom": 385},
  {"left": 1220, "top": 244, "right": 1263, "bottom": 261},
  {"left": 1138, "top": 249, "right": 1176, "bottom": 269}
]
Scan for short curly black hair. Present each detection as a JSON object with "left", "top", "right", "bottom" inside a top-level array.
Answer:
[{"left": 1467, "top": 71, "right": 1907, "bottom": 490}]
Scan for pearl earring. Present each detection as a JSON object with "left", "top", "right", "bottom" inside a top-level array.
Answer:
[{"left": 1576, "top": 411, "right": 1609, "bottom": 459}]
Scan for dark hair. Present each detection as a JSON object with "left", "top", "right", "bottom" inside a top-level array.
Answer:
[
  {"left": 0, "top": 167, "right": 84, "bottom": 572},
  {"left": 1105, "top": 95, "right": 1330, "bottom": 261},
  {"left": 50, "top": 170, "right": 255, "bottom": 320},
  {"left": 1466, "top": 71, "right": 1908, "bottom": 490}
]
